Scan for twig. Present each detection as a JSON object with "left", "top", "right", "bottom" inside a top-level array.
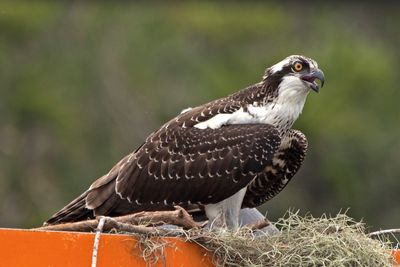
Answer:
[
  {"left": 132, "top": 206, "right": 200, "bottom": 229},
  {"left": 247, "top": 219, "right": 270, "bottom": 231},
  {"left": 91, "top": 216, "right": 106, "bottom": 267},
  {"left": 368, "top": 228, "right": 400, "bottom": 237},
  {"left": 35, "top": 206, "right": 199, "bottom": 233}
]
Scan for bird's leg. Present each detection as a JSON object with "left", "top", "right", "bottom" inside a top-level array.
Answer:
[{"left": 204, "top": 187, "right": 247, "bottom": 230}]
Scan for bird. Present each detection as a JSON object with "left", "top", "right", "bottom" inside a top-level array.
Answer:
[{"left": 45, "top": 55, "right": 324, "bottom": 229}]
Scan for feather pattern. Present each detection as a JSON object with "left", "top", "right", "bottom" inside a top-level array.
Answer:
[
  {"left": 243, "top": 129, "right": 308, "bottom": 207},
  {"left": 114, "top": 124, "right": 281, "bottom": 208},
  {"left": 45, "top": 55, "right": 321, "bottom": 225}
]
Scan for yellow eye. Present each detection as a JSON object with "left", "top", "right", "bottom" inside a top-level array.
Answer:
[{"left": 293, "top": 62, "right": 303, "bottom": 72}]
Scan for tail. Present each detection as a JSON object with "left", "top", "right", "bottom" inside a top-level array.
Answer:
[{"left": 44, "top": 191, "right": 94, "bottom": 225}]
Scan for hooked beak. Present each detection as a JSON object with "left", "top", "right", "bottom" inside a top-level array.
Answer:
[{"left": 301, "top": 69, "right": 325, "bottom": 93}]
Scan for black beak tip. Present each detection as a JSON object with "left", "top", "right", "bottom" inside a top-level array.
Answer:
[
  {"left": 315, "top": 69, "right": 325, "bottom": 89},
  {"left": 303, "top": 69, "right": 325, "bottom": 93}
]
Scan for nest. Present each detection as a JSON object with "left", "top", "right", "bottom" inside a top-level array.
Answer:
[
  {"left": 194, "top": 212, "right": 395, "bottom": 266},
  {"left": 136, "top": 211, "right": 395, "bottom": 267}
]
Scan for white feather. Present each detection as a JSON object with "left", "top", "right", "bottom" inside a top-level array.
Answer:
[
  {"left": 194, "top": 76, "right": 310, "bottom": 130},
  {"left": 204, "top": 187, "right": 247, "bottom": 229},
  {"left": 194, "top": 113, "right": 236, "bottom": 129},
  {"left": 269, "top": 57, "right": 292, "bottom": 73},
  {"left": 180, "top": 107, "right": 192, "bottom": 114}
]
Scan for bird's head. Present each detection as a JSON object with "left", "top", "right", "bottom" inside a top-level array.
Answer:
[{"left": 263, "top": 55, "right": 325, "bottom": 98}]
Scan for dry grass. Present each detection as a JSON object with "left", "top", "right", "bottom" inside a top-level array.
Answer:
[{"left": 133, "top": 211, "right": 395, "bottom": 267}]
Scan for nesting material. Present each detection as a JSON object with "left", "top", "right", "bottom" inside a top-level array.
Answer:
[{"left": 136, "top": 211, "right": 395, "bottom": 267}]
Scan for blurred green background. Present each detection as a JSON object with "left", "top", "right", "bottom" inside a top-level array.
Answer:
[{"left": 0, "top": 2, "right": 399, "bottom": 229}]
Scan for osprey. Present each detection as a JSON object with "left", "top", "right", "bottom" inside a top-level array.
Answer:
[{"left": 46, "top": 55, "right": 324, "bottom": 229}]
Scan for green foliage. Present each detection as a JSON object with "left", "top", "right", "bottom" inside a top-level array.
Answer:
[{"left": 0, "top": 2, "right": 399, "bottom": 229}]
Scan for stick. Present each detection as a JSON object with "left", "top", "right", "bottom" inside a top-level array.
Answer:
[
  {"left": 132, "top": 206, "right": 199, "bottom": 229},
  {"left": 35, "top": 206, "right": 199, "bottom": 233},
  {"left": 91, "top": 217, "right": 106, "bottom": 267},
  {"left": 368, "top": 228, "right": 400, "bottom": 237},
  {"left": 247, "top": 219, "right": 270, "bottom": 231}
]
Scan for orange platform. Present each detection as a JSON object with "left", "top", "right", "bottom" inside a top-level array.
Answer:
[
  {"left": 0, "top": 228, "right": 214, "bottom": 267},
  {"left": 394, "top": 249, "right": 400, "bottom": 266},
  {"left": 0, "top": 228, "right": 399, "bottom": 266}
]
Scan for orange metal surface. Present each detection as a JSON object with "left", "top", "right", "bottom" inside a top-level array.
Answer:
[
  {"left": 1, "top": 228, "right": 399, "bottom": 266},
  {"left": 0, "top": 228, "right": 214, "bottom": 267},
  {"left": 393, "top": 250, "right": 400, "bottom": 266}
]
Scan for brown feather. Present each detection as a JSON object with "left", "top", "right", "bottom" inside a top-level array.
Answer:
[{"left": 45, "top": 81, "right": 292, "bottom": 225}]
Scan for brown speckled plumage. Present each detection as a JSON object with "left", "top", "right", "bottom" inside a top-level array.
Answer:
[{"left": 46, "top": 55, "right": 322, "bottom": 225}]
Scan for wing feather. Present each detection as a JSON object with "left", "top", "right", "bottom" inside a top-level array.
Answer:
[
  {"left": 242, "top": 129, "right": 308, "bottom": 207},
  {"left": 110, "top": 124, "right": 281, "bottom": 211},
  {"left": 45, "top": 83, "right": 283, "bottom": 224}
]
